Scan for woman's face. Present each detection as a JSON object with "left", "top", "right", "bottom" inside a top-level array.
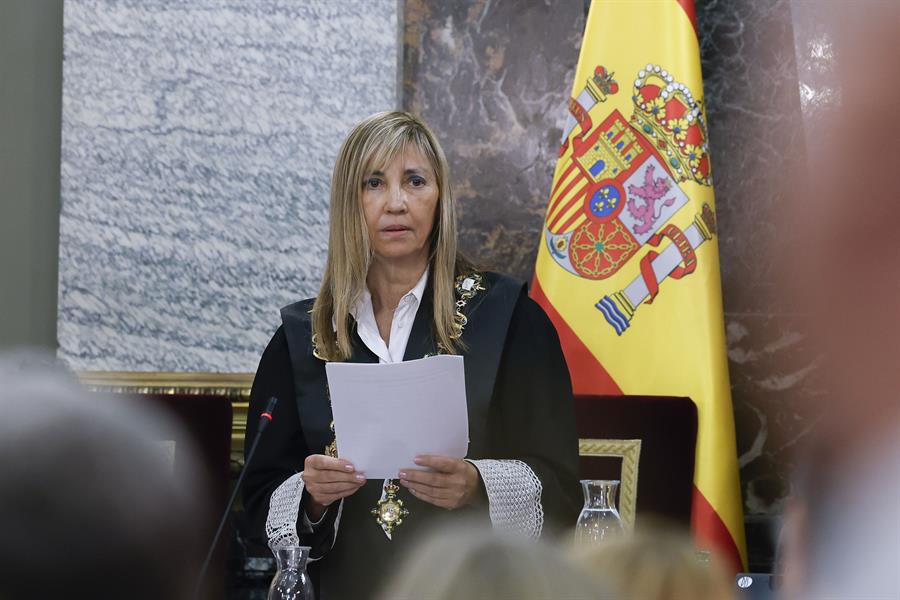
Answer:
[{"left": 361, "top": 147, "right": 439, "bottom": 264}]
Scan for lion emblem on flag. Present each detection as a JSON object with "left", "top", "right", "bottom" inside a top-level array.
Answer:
[{"left": 545, "top": 64, "right": 718, "bottom": 335}]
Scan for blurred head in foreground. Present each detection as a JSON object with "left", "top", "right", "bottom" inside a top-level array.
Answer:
[
  {"left": 786, "top": 2, "right": 900, "bottom": 447},
  {"left": 379, "top": 525, "right": 610, "bottom": 600},
  {"left": 572, "top": 526, "right": 735, "bottom": 600},
  {"left": 0, "top": 353, "right": 207, "bottom": 600},
  {"left": 778, "top": 4, "right": 900, "bottom": 599}
]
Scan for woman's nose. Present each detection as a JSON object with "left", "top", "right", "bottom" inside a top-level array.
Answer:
[{"left": 386, "top": 185, "right": 407, "bottom": 212}]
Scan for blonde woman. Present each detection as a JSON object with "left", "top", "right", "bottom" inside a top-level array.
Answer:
[
  {"left": 243, "top": 112, "right": 580, "bottom": 599},
  {"left": 379, "top": 524, "right": 610, "bottom": 600},
  {"left": 572, "top": 527, "right": 737, "bottom": 600}
]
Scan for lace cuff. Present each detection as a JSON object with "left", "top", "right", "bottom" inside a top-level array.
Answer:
[
  {"left": 266, "top": 473, "right": 305, "bottom": 549},
  {"left": 265, "top": 472, "right": 343, "bottom": 558},
  {"left": 468, "top": 459, "right": 544, "bottom": 538}
]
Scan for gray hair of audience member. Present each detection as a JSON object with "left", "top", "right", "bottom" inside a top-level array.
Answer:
[
  {"left": 378, "top": 524, "right": 612, "bottom": 600},
  {"left": 0, "top": 352, "right": 208, "bottom": 600}
]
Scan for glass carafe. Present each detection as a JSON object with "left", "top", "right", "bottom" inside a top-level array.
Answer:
[
  {"left": 574, "top": 479, "right": 624, "bottom": 546},
  {"left": 268, "top": 546, "right": 314, "bottom": 600}
]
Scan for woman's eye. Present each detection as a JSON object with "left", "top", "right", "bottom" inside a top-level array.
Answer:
[
  {"left": 409, "top": 176, "right": 426, "bottom": 187},
  {"left": 365, "top": 178, "right": 382, "bottom": 189}
]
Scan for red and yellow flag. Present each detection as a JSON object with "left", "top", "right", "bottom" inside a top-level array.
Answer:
[{"left": 532, "top": 0, "right": 746, "bottom": 572}]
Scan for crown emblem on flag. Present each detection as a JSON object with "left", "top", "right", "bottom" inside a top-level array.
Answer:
[
  {"left": 544, "top": 61, "right": 720, "bottom": 332},
  {"left": 630, "top": 64, "right": 711, "bottom": 185}
]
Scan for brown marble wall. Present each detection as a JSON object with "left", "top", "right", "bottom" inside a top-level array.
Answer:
[
  {"left": 697, "top": 0, "right": 869, "bottom": 568},
  {"left": 403, "top": 0, "right": 824, "bottom": 569},
  {"left": 695, "top": 0, "right": 821, "bottom": 567},
  {"left": 403, "top": 0, "right": 584, "bottom": 277}
]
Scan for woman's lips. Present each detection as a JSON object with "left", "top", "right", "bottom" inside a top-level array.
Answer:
[{"left": 380, "top": 225, "right": 412, "bottom": 237}]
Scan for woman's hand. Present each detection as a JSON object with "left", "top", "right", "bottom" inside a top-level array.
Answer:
[
  {"left": 398, "top": 455, "right": 483, "bottom": 510},
  {"left": 303, "top": 454, "right": 366, "bottom": 520}
]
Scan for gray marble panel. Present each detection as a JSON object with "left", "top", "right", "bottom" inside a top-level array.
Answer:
[{"left": 59, "top": 0, "right": 400, "bottom": 372}]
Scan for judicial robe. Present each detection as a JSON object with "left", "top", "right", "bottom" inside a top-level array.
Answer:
[{"left": 243, "top": 271, "right": 581, "bottom": 599}]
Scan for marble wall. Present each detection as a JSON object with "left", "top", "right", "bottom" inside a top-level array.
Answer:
[
  {"left": 404, "top": 0, "right": 823, "bottom": 568},
  {"left": 403, "top": 0, "right": 584, "bottom": 279},
  {"left": 696, "top": 0, "right": 822, "bottom": 567},
  {"left": 58, "top": 0, "right": 400, "bottom": 372}
]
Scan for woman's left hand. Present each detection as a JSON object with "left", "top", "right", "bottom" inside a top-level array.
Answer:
[{"left": 398, "top": 455, "right": 483, "bottom": 510}]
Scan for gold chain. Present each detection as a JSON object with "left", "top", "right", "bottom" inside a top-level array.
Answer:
[{"left": 450, "top": 272, "right": 486, "bottom": 339}]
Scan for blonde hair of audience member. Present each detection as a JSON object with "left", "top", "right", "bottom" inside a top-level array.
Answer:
[
  {"left": 380, "top": 525, "right": 611, "bottom": 600},
  {"left": 573, "top": 526, "right": 735, "bottom": 600},
  {"left": 0, "top": 353, "right": 208, "bottom": 600}
]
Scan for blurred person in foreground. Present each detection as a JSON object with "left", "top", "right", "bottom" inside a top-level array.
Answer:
[
  {"left": 0, "top": 353, "right": 208, "bottom": 600},
  {"left": 572, "top": 525, "right": 735, "bottom": 600},
  {"left": 379, "top": 524, "right": 611, "bottom": 600},
  {"left": 777, "top": 4, "right": 900, "bottom": 599}
]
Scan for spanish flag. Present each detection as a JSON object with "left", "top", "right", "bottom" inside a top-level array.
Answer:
[{"left": 532, "top": 0, "right": 746, "bottom": 572}]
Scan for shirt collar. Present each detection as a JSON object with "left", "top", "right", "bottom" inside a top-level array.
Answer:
[
  {"left": 333, "top": 267, "right": 430, "bottom": 330},
  {"left": 406, "top": 267, "right": 430, "bottom": 306}
]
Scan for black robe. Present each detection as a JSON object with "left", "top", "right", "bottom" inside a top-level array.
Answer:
[{"left": 243, "top": 272, "right": 581, "bottom": 599}]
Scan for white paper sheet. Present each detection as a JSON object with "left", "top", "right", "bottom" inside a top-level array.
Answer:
[{"left": 325, "top": 355, "right": 469, "bottom": 479}]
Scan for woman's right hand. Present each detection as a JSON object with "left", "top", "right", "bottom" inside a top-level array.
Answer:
[{"left": 302, "top": 454, "right": 366, "bottom": 520}]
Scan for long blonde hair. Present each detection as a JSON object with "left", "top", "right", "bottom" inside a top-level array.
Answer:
[{"left": 311, "top": 111, "right": 469, "bottom": 361}]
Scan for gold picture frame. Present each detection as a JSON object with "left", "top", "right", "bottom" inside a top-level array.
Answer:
[
  {"left": 77, "top": 371, "right": 254, "bottom": 461},
  {"left": 578, "top": 438, "right": 642, "bottom": 530}
]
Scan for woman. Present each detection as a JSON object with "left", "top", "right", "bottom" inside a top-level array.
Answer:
[
  {"left": 572, "top": 526, "right": 736, "bottom": 600},
  {"left": 243, "top": 111, "right": 581, "bottom": 599},
  {"left": 379, "top": 523, "right": 609, "bottom": 600}
]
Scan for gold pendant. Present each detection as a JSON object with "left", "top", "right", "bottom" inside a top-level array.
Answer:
[
  {"left": 371, "top": 480, "right": 408, "bottom": 534},
  {"left": 324, "top": 421, "right": 337, "bottom": 458},
  {"left": 324, "top": 438, "right": 337, "bottom": 458}
]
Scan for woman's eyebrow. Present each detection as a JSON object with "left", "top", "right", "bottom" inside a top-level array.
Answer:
[{"left": 404, "top": 167, "right": 427, "bottom": 176}]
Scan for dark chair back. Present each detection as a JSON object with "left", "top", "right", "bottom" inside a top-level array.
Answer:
[
  {"left": 108, "top": 392, "right": 233, "bottom": 598},
  {"left": 575, "top": 395, "right": 697, "bottom": 527}
]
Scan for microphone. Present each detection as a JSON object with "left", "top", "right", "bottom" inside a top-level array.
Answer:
[
  {"left": 194, "top": 396, "right": 279, "bottom": 599},
  {"left": 256, "top": 395, "right": 278, "bottom": 435}
]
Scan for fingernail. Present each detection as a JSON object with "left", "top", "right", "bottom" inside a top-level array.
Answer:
[
  {"left": 414, "top": 457, "right": 424, "bottom": 465},
  {"left": 355, "top": 474, "right": 365, "bottom": 481},
  {"left": 344, "top": 464, "right": 354, "bottom": 472},
  {"left": 398, "top": 471, "right": 408, "bottom": 479}
]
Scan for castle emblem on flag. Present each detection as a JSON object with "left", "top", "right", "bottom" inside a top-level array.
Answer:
[{"left": 544, "top": 64, "right": 717, "bottom": 335}]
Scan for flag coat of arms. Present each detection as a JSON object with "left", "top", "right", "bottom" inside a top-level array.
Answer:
[{"left": 532, "top": 0, "right": 747, "bottom": 571}]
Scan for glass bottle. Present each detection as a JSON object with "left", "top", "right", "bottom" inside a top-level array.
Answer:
[
  {"left": 268, "top": 546, "right": 314, "bottom": 600},
  {"left": 574, "top": 479, "right": 624, "bottom": 547}
]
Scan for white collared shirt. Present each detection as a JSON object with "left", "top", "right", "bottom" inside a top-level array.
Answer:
[{"left": 350, "top": 268, "right": 429, "bottom": 364}]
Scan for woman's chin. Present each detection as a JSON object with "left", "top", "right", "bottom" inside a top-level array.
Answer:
[{"left": 373, "top": 244, "right": 428, "bottom": 264}]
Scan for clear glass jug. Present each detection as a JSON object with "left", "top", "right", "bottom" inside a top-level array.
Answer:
[
  {"left": 268, "top": 546, "right": 314, "bottom": 600},
  {"left": 574, "top": 479, "right": 624, "bottom": 546}
]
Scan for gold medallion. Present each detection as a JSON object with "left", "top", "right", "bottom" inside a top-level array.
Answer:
[
  {"left": 324, "top": 421, "right": 338, "bottom": 458},
  {"left": 371, "top": 480, "right": 408, "bottom": 534},
  {"left": 324, "top": 438, "right": 337, "bottom": 458}
]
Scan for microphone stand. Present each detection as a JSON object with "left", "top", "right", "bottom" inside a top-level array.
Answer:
[{"left": 193, "top": 396, "right": 278, "bottom": 600}]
